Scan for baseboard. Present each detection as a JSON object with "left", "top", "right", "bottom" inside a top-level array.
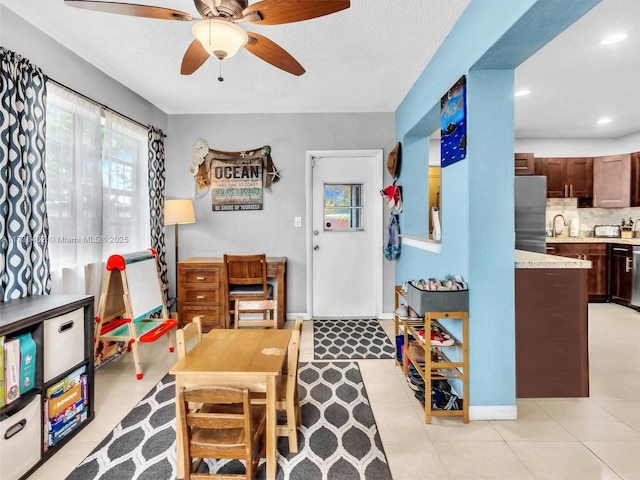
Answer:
[
  {"left": 469, "top": 404, "right": 518, "bottom": 420},
  {"left": 285, "top": 313, "right": 396, "bottom": 320},
  {"left": 286, "top": 313, "right": 312, "bottom": 320}
]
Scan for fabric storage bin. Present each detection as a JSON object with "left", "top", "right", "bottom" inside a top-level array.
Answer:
[
  {"left": 0, "top": 394, "right": 42, "bottom": 479},
  {"left": 407, "top": 282, "right": 469, "bottom": 316},
  {"left": 43, "top": 307, "right": 85, "bottom": 382}
]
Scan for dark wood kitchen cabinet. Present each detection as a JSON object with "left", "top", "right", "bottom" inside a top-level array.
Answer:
[
  {"left": 593, "top": 154, "right": 631, "bottom": 208},
  {"left": 631, "top": 152, "right": 640, "bottom": 207},
  {"left": 535, "top": 157, "right": 593, "bottom": 200},
  {"left": 514, "top": 152, "right": 535, "bottom": 175},
  {"left": 515, "top": 267, "right": 589, "bottom": 397},
  {"left": 609, "top": 244, "right": 633, "bottom": 306},
  {"left": 548, "top": 243, "right": 608, "bottom": 301}
]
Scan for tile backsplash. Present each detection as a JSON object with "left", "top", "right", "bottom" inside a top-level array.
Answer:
[{"left": 545, "top": 198, "right": 640, "bottom": 236}]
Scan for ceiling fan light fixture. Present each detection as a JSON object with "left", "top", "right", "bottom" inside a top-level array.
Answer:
[{"left": 192, "top": 18, "right": 248, "bottom": 60}]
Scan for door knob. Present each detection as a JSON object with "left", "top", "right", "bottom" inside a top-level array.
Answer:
[{"left": 314, "top": 245, "right": 319, "bottom": 251}]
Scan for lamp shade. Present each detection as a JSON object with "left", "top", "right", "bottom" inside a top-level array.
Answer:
[
  {"left": 192, "top": 18, "right": 248, "bottom": 60},
  {"left": 164, "top": 199, "right": 196, "bottom": 225}
]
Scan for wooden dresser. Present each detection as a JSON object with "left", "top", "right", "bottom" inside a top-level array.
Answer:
[{"left": 177, "top": 257, "right": 287, "bottom": 332}]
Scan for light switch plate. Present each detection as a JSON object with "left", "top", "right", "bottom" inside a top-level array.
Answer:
[{"left": 294, "top": 217, "right": 302, "bottom": 228}]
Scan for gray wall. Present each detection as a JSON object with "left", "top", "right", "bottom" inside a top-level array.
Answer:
[{"left": 165, "top": 113, "right": 397, "bottom": 316}]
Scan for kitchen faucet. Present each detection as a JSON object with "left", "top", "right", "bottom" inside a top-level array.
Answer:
[{"left": 552, "top": 214, "right": 568, "bottom": 237}]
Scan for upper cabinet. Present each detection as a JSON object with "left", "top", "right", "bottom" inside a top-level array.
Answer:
[
  {"left": 534, "top": 157, "right": 593, "bottom": 201},
  {"left": 631, "top": 152, "right": 640, "bottom": 207},
  {"left": 593, "top": 154, "right": 631, "bottom": 208},
  {"left": 514, "top": 152, "right": 535, "bottom": 175}
]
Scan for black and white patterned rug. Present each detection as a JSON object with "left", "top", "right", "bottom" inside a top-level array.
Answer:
[
  {"left": 66, "top": 362, "right": 392, "bottom": 480},
  {"left": 313, "top": 319, "right": 395, "bottom": 360}
]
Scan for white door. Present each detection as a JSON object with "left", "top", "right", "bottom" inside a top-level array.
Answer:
[{"left": 306, "top": 150, "right": 383, "bottom": 318}]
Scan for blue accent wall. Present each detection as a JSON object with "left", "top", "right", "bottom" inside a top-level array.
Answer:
[{"left": 394, "top": 0, "right": 602, "bottom": 412}]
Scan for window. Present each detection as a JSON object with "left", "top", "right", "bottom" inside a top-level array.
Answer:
[
  {"left": 323, "top": 183, "right": 364, "bottom": 231},
  {"left": 45, "top": 83, "right": 149, "bottom": 298}
]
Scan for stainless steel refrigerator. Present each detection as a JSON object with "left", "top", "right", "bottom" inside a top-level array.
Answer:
[{"left": 514, "top": 176, "right": 547, "bottom": 253}]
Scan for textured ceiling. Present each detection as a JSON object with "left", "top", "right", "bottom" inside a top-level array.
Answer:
[
  {"left": 1, "top": 0, "right": 639, "bottom": 139},
  {"left": 0, "top": 0, "right": 470, "bottom": 115}
]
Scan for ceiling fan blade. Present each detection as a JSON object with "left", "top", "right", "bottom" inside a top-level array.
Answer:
[
  {"left": 64, "top": 0, "right": 192, "bottom": 21},
  {"left": 243, "top": 0, "right": 349, "bottom": 25},
  {"left": 245, "top": 32, "right": 305, "bottom": 76},
  {"left": 181, "top": 40, "right": 210, "bottom": 75}
]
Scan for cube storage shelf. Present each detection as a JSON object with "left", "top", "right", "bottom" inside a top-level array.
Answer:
[
  {"left": 0, "top": 295, "right": 94, "bottom": 480},
  {"left": 394, "top": 286, "right": 469, "bottom": 423}
]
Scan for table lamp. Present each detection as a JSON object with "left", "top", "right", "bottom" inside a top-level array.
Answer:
[{"left": 164, "top": 199, "right": 196, "bottom": 310}]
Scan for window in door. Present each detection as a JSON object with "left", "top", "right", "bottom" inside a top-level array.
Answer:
[{"left": 323, "top": 183, "right": 364, "bottom": 231}]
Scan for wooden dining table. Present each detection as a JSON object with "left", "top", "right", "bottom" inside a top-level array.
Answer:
[{"left": 169, "top": 328, "right": 292, "bottom": 480}]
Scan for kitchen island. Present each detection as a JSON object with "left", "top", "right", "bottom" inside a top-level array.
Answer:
[{"left": 515, "top": 249, "right": 591, "bottom": 398}]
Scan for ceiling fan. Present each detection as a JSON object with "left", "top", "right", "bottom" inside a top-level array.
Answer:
[{"left": 64, "top": 0, "right": 350, "bottom": 76}]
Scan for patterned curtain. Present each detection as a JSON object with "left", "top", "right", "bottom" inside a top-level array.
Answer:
[
  {"left": 148, "top": 126, "right": 169, "bottom": 305},
  {"left": 0, "top": 48, "right": 50, "bottom": 301}
]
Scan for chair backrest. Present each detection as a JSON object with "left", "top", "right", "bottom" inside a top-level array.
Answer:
[
  {"left": 224, "top": 254, "right": 268, "bottom": 295},
  {"left": 285, "top": 319, "right": 303, "bottom": 380},
  {"left": 180, "top": 385, "right": 251, "bottom": 431},
  {"left": 177, "top": 385, "right": 259, "bottom": 475},
  {"left": 176, "top": 316, "right": 202, "bottom": 359},
  {"left": 234, "top": 299, "right": 277, "bottom": 329}
]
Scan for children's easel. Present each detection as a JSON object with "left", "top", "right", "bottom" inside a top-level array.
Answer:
[{"left": 95, "top": 249, "right": 177, "bottom": 379}]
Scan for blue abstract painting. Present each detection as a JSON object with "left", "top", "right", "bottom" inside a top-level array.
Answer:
[{"left": 440, "top": 76, "right": 467, "bottom": 167}]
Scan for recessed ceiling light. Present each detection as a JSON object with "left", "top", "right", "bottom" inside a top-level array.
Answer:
[
  {"left": 601, "top": 33, "right": 628, "bottom": 45},
  {"left": 514, "top": 89, "right": 531, "bottom": 97},
  {"left": 597, "top": 117, "right": 612, "bottom": 125}
]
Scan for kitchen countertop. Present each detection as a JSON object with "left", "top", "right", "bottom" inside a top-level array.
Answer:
[
  {"left": 546, "top": 236, "right": 640, "bottom": 245},
  {"left": 515, "top": 249, "right": 591, "bottom": 269}
]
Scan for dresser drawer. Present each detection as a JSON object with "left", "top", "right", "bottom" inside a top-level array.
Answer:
[
  {"left": 184, "top": 289, "right": 219, "bottom": 304},
  {"left": 181, "top": 306, "right": 222, "bottom": 330},
  {"left": 184, "top": 269, "right": 219, "bottom": 285}
]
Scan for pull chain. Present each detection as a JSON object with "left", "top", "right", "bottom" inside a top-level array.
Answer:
[{"left": 217, "top": 60, "right": 224, "bottom": 82}]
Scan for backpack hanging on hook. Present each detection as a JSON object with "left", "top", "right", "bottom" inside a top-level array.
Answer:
[{"left": 384, "top": 213, "right": 400, "bottom": 260}]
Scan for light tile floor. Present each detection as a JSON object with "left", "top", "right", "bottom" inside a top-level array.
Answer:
[{"left": 27, "top": 303, "right": 640, "bottom": 479}]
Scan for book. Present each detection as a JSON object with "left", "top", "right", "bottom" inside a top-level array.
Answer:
[
  {"left": 4, "top": 338, "right": 21, "bottom": 404},
  {"left": 15, "top": 332, "right": 36, "bottom": 395}
]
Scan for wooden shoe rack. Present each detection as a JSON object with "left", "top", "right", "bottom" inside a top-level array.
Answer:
[{"left": 395, "top": 287, "right": 469, "bottom": 423}]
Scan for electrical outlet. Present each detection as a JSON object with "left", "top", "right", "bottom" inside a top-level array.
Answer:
[{"left": 294, "top": 217, "right": 302, "bottom": 228}]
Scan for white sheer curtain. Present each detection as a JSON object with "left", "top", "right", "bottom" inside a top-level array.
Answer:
[
  {"left": 101, "top": 111, "right": 150, "bottom": 258},
  {"left": 46, "top": 83, "right": 103, "bottom": 299},
  {"left": 45, "top": 83, "right": 150, "bottom": 304}
]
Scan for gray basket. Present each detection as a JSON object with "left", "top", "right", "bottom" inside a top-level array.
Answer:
[{"left": 407, "top": 282, "right": 469, "bottom": 316}]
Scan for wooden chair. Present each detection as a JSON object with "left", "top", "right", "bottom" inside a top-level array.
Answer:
[
  {"left": 177, "top": 385, "right": 266, "bottom": 480},
  {"left": 176, "top": 317, "right": 205, "bottom": 412},
  {"left": 234, "top": 299, "right": 278, "bottom": 329},
  {"left": 224, "top": 254, "right": 274, "bottom": 328},
  {"left": 252, "top": 319, "right": 304, "bottom": 452},
  {"left": 176, "top": 316, "right": 203, "bottom": 359}
]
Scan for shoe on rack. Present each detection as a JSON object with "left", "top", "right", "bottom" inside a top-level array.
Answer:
[
  {"left": 395, "top": 304, "right": 409, "bottom": 319},
  {"left": 407, "top": 342, "right": 425, "bottom": 361},
  {"left": 406, "top": 375, "right": 425, "bottom": 392},
  {"left": 408, "top": 307, "right": 421, "bottom": 319},
  {"left": 431, "top": 329, "right": 455, "bottom": 347}
]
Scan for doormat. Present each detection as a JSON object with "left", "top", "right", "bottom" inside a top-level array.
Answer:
[
  {"left": 313, "top": 318, "right": 395, "bottom": 360},
  {"left": 65, "top": 362, "right": 392, "bottom": 480}
]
